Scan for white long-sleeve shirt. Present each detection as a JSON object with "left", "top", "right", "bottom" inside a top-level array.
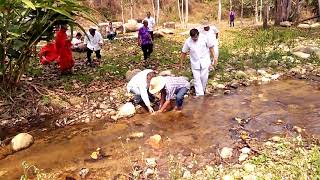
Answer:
[
  {"left": 127, "top": 69, "right": 153, "bottom": 106},
  {"left": 144, "top": 17, "right": 155, "bottom": 31},
  {"left": 84, "top": 31, "right": 103, "bottom": 51}
]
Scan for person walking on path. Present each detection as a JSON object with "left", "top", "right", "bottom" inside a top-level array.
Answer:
[
  {"left": 138, "top": 20, "right": 153, "bottom": 62},
  {"left": 127, "top": 69, "right": 156, "bottom": 113},
  {"left": 200, "top": 20, "right": 219, "bottom": 66},
  {"left": 84, "top": 26, "right": 103, "bottom": 66},
  {"left": 144, "top": 12, "right": 155, "bottom": 40},
  {"left": 149, "top": 76, "right": 190, "bottom": 113},
  {"left": 229, "top": 10, "right": 235, "bottom": 27},
  {"left": 181, "top": 28, "right": 217, "bottom": 96}
]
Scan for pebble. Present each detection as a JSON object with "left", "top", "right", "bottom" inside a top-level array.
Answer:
[
  {"left": 241, "top": 147, "right": 251, "bottom": 154},
  {"left": 239, "top": 153, "right": 248, "bottom": 161},
  {"left": 148, "top": 134, "right": 162, "bottom": 149},
  {"left": 243, "top": 163, "right": 256, "bottom": 172},
  {"left": 95, "top": 114, "right": 102, "bottom": 118},
  {"left": 145, "top": 158, "right": 157, "bottom": 167},
  {"left": 271, "top": 136, "right": 281, "bottom": 142},
  {"left": 79, "top": 168, "right": 89, "bottom": 178},
  {"left": 220, "top": 147, "right": 233, "bottom": 159}
]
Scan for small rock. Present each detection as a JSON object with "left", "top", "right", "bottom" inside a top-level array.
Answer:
[
  {"left": 11, "top": 133, "right": 34, "bottom": 151},
  {"left": 241, "top": 147, "right": 251, "bottom": 154},
  {"left": 275, "top": 119, "right": 283, "bottom": 125},
  {"left": 239, "top": 153, "right": 248, "bottom": 162},
  {"left": 205, "top": 165, "right": 214, "bottom": 175},
  {"left": 129, "top": 132, "right": 144, "bottom": 138},
  {"left": 257, "top": 69, "right": 267, "bottom": 76},
  {"left": 280, "top": 21, "right": 291, "bottom": 27},
  {"left": 223, "top": 175, "right": 234, "bottom": 180},
  {"left": 243, "top": 175, "right": 257, "bottom": 180},
  {"left": 95, "top": 114, "right": 102, "bottom": 119},
  {"left": 145, "top": 168, "right": 154, "bottom": 176},
  {"left": 216, "top": 84, "right": 225, "bottom": 89},
  {"left": 243, "top": 163, "right": 256, "bottom": 172},
  {"left": 182, "top": 170, "right": 191, "bottom": 178},
  {"left": 148, "top": 134, "right": 162, "bottom": 149},
  {"left": 27, "top": 77, "right": 33, "bottom": 81},
  {"left": 282, "top": 56, "right": 295, "bottom": 62},
  {"left": 79, "top": 168, "right": 89, "bottom": 178},
  {"left": 261, "top": 77, "right": 271, "bottom": 84},
  {"left": 0, "top": 170, "right": 7, "bottom": 177},
  {"left": 84, "top": 118, "right": 90, "bottom": 123},
  {"left": 271, "top": 136, "right": 281, "bottom": 142},
  {"left": 271, "top": 74, "right": 280, "bottom": 80},
  {"left": 220, "top": 147, "right": 233, "bottom": 159},
  {"left": 74, "top": 83, "right": 80, "bottom": 89},
  {"left": 99, "top": 103, "right": 108, "bottom": 109},
  {"left": 236, "top": 70, "right": 247, "bottom": 79},
  {"left": 145, "top": 158, "right": 157, "bottom": 167},
  {"left": 269, "top": 60, "right": 279, "bottom": 68},
  {"left": 230, "top": 82, "right": 239, "bottom": 89},
  {"left": 224, "top": 90, "right": 231, "bottom": 94},
  {"left": 265, "top": 141, "right": 273, "bottom": 146},
  {"left": 293, "top": 126, "right": 303, "bottom": 133},
  {"left": 292, "top": 51, "right": 310, "bottom": 59}
]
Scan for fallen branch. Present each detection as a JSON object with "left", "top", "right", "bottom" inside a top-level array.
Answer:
[{"left": 294, "top": 15, "right": 320, "bottom": 25}]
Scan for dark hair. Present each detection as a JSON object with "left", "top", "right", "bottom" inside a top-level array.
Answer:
[
  {"left": 190, "top": 29, "right": 199, "bottom": 37},
  {"left": 76, "top": 32, "right": 82, "bottom": 37}
]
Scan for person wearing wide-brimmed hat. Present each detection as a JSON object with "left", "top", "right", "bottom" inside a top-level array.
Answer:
[
  {"left": 149, "top": 76, "right": 190, "bottom": 112},
  {"left": 181, "top": 28, "right": 216, "bottom": 96},
  {"left": 84, "top": 26, "right": 103, "bottom": 66}
]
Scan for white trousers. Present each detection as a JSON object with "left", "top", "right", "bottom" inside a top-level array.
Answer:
[{"left": 192, "top": 67, "right": 209, "bottom": 96}]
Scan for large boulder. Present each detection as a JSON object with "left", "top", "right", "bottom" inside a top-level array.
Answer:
[
  {"left": 292, "top": 51, "right": 310, "bottom": 59},
  {"left": 126, "top": 69, "right": 141, "bottom": 82},
  {"left": 310, "top": 22, "right": 320, "bottom": 28},
  {"left": 280, "top": 21, "right": 292, "bottom": 27},
  {"left": 124, "top": 19, "right": 142, "bottom": 32},
  {"left": 163, "top": 22, "right": 176, "bottom": 29},
  {"left": 99, "top": 22, "right": 109, "bottom": 38},
  {"left": 297, "top": 24, "right": 310, "bottom": 29},
  {"left": 11, "top": 133, "right": 34, "bottom": 151}
]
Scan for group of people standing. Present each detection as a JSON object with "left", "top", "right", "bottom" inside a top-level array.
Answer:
[{"left": 128, "top": 19, "right": 219, "bottom": 113}]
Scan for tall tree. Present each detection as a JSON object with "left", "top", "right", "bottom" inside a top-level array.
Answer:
[
  {"left": 151, "top": 0, "right": 156, "bottom": 19},
  {"left": 130, "top": 0, "right": 133, "bottom": 19},
  {"left": 218, "top": 0, "right": 222, "bottom": 22},
  {"left": 263, "top": 0, "right": 269, "bottom": 28},
  {"left": 318, "top": 0, "right": 320, "bottom": 21},
  {"left": 260, "top": 0, "right": 263, "bottom": 21},
  {"left": 255, "top": 0, "right": 259, "bottom": 23},
  {"left": 241, "top": 0, "right": 243, "bottom": 24},
  {"left": 157, "top": 0, "right": 160, "bottom": 23},
  {"left": 185, "top": 0, "right": 188, "bottom": 28},
  {"left": 178, "top": 0, "right": 182, "bottom": 24},
  {"left": 275, "top": 0, "right": 282, "bottom": 25}
]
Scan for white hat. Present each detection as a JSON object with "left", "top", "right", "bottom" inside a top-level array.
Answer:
[
  {"left": 89, "top": 25, "right": 98, "bottom": 30},
  {"left": 149, "top": 76, "right": 166, "bottom": 94},
  {"left": 202, "top": 20, "right": 210, "bottom": 27}
]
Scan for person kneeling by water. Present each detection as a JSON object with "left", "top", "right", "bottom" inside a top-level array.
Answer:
[{"left": 149, "top": 76, "right": 190, "bottom": 113}]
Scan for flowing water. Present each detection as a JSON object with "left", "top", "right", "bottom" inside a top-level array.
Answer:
[{"left": 0, "top": 79, "right": 319, "bottom": 179}]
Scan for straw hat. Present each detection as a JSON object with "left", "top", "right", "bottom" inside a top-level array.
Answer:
[
  {"left": 149, "top": 76, "right": 166, "bottom": 94},
  {"left": 89, "top": 25, "right": 98, "bottom": 30},
  {"left": 202, "top": 20, "right": 210, "bottom": 27}
]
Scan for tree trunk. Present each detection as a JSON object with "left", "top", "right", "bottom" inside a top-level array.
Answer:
[
  {"left": 121, "top": 0, "right": 125, "bottom": 24},
  {"left": 230, "top": 0, "right": 232, "bottom": 11},
  {"left": 295, "top": 0, "right": 300, "bottom": 22},
  {"left": 260, "top": 0, "right": 263, "bottom": 21},
  {"left": 151, "top": 0, "right": 156, "bottom": 19},
  {"left": 130, "top": 0, "right": 133, "bottom": 19},
  {"left": 185, "top": 0, "right": 188, "bottom": 28},
  {"left": 286, "top": 0, "right": 292, "bottom": 20},
  {"left": 182, "top": 0, "right": 185, "bottom": 26},
  {"left": 240, "top": 0, "right": 243, "bottom": 24},
  {"left": 263, "top": 0, "right": 269, "bottom": 28},
  {"left": 157, "top": 0, "right": 160, "bottom": 23},
  {"left": 218, "top": 0, "right": 222, "bottom": 23},
  {"left": 318, "top": 0, "right": 320, "bottom": 21},
  {"left": 177, "top": 0, "right": 182, "bottom": 24},
  {"left": 274, "top": 0, "right": 282, "bottom": 25},
  {"left": 255, "top": 0, "right": 259, "bottom": 23}
]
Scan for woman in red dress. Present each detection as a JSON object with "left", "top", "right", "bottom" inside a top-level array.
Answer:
[{"left": 39, "top": 24, "right": 74, "bottom": 73}]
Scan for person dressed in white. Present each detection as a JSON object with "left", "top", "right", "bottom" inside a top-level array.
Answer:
[
  {"left": 144, "top": 12, "right": 155, "bottom": 40},
  {"left": 127, "top": 69, "right": 156, "bottom": 113},
  {"left": 199, "top": 20, "right": 219, "bottom": 62},
  {"left": 84, "top": 26, "right": 103, "bottom": 66},
  {"left": 181, "top": 28, "right": 217, "bottom": 96},
  {"left": 71, "top": 32, "right": 85, "bottom": 52}
]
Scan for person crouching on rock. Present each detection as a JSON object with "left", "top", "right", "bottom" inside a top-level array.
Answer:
[
  {"left": 149, "top": 76, "right": 190, "bottom": 113},
  {"left": 127, "top": 69, "right": 156, "bottom": 113}
]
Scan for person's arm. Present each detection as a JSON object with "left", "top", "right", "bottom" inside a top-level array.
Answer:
[
  {"left": 209, "top": 47, "right": 218, "bottom": 65},
  {"left": 159, "top": 88, "right": 166, "bottom": 108},
  {"left": 159, "top": 100, "right": 171, "bottom": 112},
  {"left": 139, "top": 86, "right": 154, "bottom": 113},
  {"left": 216, "top": 33, "right": 219, "bottom": 39},
  {"left": 98, "top": 33, "right": 103, "bottom": 46},
  {"left": 181, "top": 41, "right": 189, "bottom": 67}
]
